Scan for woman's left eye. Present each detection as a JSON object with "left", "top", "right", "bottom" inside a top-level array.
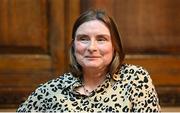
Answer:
[
  {"left": 97, "top": 36, "right": 108, "bottom": 42},
  {"left": 97, "top": 38, "right": 106, "bottom": 41}
]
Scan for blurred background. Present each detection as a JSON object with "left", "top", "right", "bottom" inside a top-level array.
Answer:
[{"left": 0, "top": 0, "right": 180, "bottom": 111}]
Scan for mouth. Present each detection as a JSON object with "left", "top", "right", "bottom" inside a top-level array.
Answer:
[{"left": 85, "top": 56, "right": 100, "bottom": 58}]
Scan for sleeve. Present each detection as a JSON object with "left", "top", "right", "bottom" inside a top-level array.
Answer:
[
  {"left": 130, "top": 67, "right": 161, "bottom": 112},
  {"left": 16, "top": 84, "right": 47, "bottom": 112}
]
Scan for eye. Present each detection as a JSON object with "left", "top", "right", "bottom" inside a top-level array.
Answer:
[
  {"left": 79, "top": 37, "right": 89, "bottom": 41},
  {"left": 96, "top": 35, "right": 108, "bottom": 42},
  {"left": 76, "top": 35, "right": 89, "bottom": 43},
  {"left": 97, "top": 37, "right": 106, "bottom": 41}
]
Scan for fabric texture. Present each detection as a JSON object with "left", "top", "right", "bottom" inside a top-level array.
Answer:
[{"left": 17, "top": 64, "right": 161, "bottom": 112}]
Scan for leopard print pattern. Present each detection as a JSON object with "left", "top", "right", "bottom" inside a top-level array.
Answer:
[{"left": 17, "top": 64, "right": 161, "bottom": 112}]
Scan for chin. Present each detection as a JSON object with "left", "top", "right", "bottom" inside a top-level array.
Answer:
[{"left": 84, "top": 64, "right": 101, "bottom": 69}]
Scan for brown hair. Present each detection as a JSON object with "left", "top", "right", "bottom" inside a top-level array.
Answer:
[{"left": 69, "top": 9, "right": 125, "bottom": 78}]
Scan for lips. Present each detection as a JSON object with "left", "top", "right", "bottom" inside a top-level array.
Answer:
[{"left": 85, "top": 56, "right": 100, "bottom": 58}]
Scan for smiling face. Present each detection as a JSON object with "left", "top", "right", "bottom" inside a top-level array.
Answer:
[{"left": 74, "top": 20, "right": 114, "bottom": 71}]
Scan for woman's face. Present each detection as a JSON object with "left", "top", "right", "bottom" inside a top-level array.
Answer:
[{"left": 74, "top": 20, "right": 114, "bottom": 71}]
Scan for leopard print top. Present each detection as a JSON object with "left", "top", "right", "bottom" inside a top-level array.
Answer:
[{"left": 17, "top": 64, "right": 161, "bottom": 112}]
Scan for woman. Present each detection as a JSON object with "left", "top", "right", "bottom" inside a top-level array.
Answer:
[{"left": 17, "top": 9, "right": 161, "bottom": 112}]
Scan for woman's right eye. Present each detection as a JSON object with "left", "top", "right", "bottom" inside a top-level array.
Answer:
[
  {"left": 80, "top": 37, "right": 88, "bottom": 41},
  {"left": 77, "top": 36, "right": 89, "bottom": 42}
]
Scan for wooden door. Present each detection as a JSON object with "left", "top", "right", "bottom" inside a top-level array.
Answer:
[
  {"left": 81, "top": 0, "right": 180, "bottom": 106},
  {"left": 0, "top": 0, "right": 79, "bottom": 108}
]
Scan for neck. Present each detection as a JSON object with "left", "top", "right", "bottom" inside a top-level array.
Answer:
[{"left": 82, "top": 68, "right": 108, "bottom": 92}]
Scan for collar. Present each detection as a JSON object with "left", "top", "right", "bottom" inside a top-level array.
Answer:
[{"left": 66, "top": 73, "right": 120, "bottom": 96}]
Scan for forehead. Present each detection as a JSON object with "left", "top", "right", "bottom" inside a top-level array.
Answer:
[{"left": 75, "top": 20, "right": 110, "bottom": 35}]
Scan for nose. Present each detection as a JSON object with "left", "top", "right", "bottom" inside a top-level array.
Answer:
[{"left": 88, "top": 40, "right": 97, "bottom": 52}]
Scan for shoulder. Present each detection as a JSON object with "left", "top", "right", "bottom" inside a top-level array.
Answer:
[
  {"left": 17, "top": 73, "right": 77, "bottom": 110},
  {"left": 119, "top": 64, "right": 151, "bottom": 83},
  {"left": 36, "top": 72, "right": 77, "bottom": 92},
  {"left": 119, "top": 65, "right": 160, "bottom": 112},
  {"left": 117, "top": 64, "right": 160, "bottom": 112},
  {"left": 120, "top": 64, "right": 148, "bottom": 74},
  {"left": 17, "top": 73, "right": 77, "bottom": 112}
]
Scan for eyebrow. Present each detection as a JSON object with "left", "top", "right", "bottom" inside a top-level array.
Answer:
[
  {"left": 75, "top": 34, "right": 88, "bottom": 39},
  {"left": 97, "top": 34, "right": 110, "bottom": 37},
  {"left": 76, "top": 34, "right": 88, "bottom": 37},
  {"left": 76, "top": 34, "right": 110, "bottom": 37}
]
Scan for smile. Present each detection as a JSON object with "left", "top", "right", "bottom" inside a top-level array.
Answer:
[{"left": 85, "top": 56, "right": 100, "bottom": 58}]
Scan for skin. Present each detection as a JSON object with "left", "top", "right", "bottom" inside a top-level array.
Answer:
[{"left": 74, "top": 20, "right": 114, "bottom": 94}]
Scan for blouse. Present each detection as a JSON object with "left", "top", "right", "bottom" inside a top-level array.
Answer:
[{"left": 17, "top": 64, "right": 161, "bottom": 112}]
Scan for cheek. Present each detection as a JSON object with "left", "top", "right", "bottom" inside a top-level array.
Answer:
[
  {"left": 100, "top": 44, "right": 114, "bottom": 56},
  {"left": 99, "top": 45, "right": 114, "bottom": 64},
  {"left": 74, "top": 42, "right": 86, "bottom": 56}
]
